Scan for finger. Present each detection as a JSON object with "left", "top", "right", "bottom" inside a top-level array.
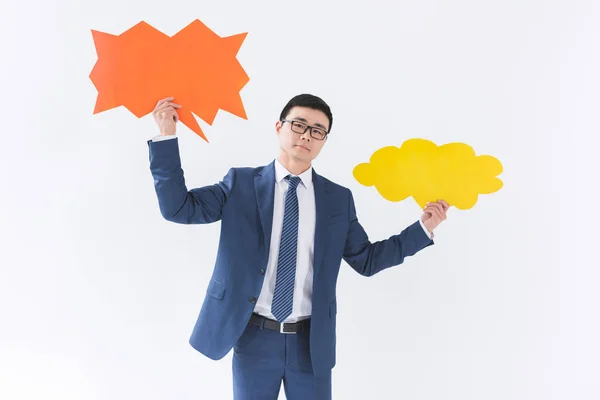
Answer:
[
  {"left": 437, "top": 200, "right": 450, "bottom": 211},
  {"left": 156, "top": 97, "right": 174, "bottom": 106},
  {"left": 154, "top": 97, "right": 174, "bottom": 110},
  {"left": 432, "top": 202, "right": 447, "bottom": 218},
  {"left": 161, "top": 109, "right": 177, "bottom": 121},
  {"left": 431, "top": 203, "right": 447, "bottom": 219},
  {"left": 155, "top": 109, "right": 172, "bottom": 121},
  {"left": 429, "top": 208, "right": 443, "bottom": 221},
  {"left": 156, "top": 103, "right": 181, "bottom": 114},
  {"left": 154, "top": 101, "right": 181, "bottom": 114},
  {"left": 167, "top": 109, "right": 180, "bottom": 122},
  {"left": 157, "top": 105, "right": 178, "bottom": 117},
  {"left": 424, "top": 205, "right": 443, "bottom": 220},
  {"left": 423, "top": 205, "right": 436, "bottom": 217},
  {"left": 426, "top": 202, "right": 444, "bottom": 215}
]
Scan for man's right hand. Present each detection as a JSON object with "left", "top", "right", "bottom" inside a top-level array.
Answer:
[{"left": 152, "top": 97, "right": 181, "bottom": 136}]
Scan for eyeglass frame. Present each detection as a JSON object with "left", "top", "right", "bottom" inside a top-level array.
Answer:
[{"left": 280, "top": 119, "right": 329, "bottom": 141}]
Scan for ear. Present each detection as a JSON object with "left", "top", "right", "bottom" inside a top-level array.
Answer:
[{"left": 275, "top": 120, "right": 282, "bottom": 134}]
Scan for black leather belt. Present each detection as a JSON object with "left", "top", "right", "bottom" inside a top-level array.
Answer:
[{"left": 249, "top": 313, "right": 310, "bottom": 334}]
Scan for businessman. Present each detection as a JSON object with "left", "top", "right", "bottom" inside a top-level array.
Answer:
[{"left": 147, "top": 93, "right": 449, "bottom": 399}]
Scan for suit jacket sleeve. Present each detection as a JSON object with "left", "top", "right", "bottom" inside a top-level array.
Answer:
[
  {"left": 342, "top": 190, "right": 434, "bottom": 276},
  {"left": 147, "top": 137, "right": 235, "bottom": 224}
]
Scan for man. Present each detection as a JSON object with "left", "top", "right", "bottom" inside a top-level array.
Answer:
[{"left": 147, "top": 93, "right": 449, "bottom": 399}]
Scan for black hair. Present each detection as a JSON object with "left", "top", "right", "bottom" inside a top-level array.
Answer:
[{"left": 279, "top": 93, "right": 333, "bottom": 133}]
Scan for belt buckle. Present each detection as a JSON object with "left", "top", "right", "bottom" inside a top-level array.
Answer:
[{"left": 280, "top": 322, "right": 295, "bottom": 334}]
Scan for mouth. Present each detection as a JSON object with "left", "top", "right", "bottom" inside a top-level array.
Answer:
[{"left": 295, "top": 145, "right": 310, "bottom": 151}]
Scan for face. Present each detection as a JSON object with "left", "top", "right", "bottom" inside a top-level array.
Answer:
[{"left": 275, "top": 106, "right": 329, "bottom": 164}]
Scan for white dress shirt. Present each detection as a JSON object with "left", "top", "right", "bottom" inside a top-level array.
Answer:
[
  {"left": 253, "top": 158, "right": 316, "bottom": 322},
  {"left": 151, "top": 134, "right": 433, "bottom": 323}
]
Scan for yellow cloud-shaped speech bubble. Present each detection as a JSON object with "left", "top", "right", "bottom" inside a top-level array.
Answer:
[{"left": 353, "top": 138, "right": 503, "bottom": 210}]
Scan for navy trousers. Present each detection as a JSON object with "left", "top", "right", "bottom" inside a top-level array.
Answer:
[{"left": 232, "top": 319, "right": 332, "bottom": 399}]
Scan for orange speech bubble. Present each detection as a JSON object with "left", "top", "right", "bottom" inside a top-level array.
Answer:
[
  {"left": 353, "top": 138, "right": 503, "bottom": 210},
  {"left": 89, "top": 20, "right": 250, "bottom": 142}
]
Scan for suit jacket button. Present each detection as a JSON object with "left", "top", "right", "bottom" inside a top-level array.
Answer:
[
  {"left": 249, "top": 297, "right": 256, "bottom": 303},
  {"left": 260, "top": 269, "right": 265, "bottom": 275}
]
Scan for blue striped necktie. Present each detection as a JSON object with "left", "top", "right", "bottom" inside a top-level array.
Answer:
[{"left": 271, "top": 175, "right": 302, "bottom": 322}]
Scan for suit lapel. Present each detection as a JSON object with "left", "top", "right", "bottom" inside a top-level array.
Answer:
[
  {"left": 254, "top": 162, "right": 332, "bottom": 277},
  {"left": 312, "top": 168, "right": 332, "bottom": 278},
  {"left": 255, "top": 161, "right": 276, "bottom": 257}
]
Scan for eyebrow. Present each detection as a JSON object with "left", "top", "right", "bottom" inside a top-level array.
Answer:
[{"left": 293, "top": 117, "right": 327, "bottom": 130}]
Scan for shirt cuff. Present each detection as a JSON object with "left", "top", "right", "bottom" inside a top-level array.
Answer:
[
  {"left": 419, "top": 218, "right": 434, "bottom": 240},
  {"left": 152, "top": 135, "right": 177, "bottom": 142}
]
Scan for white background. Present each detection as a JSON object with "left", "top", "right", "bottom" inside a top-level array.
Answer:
[{"left": 1, "top": 0, "right": 599, "bottom": 399}]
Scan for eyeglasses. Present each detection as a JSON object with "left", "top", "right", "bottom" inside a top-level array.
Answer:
[{"left": 281, "top": 119, "right": 328, "bottom": 141}]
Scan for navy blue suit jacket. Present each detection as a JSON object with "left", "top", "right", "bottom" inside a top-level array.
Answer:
[{"left": 148, "top": 137, "right": 434, "bottom": 377}]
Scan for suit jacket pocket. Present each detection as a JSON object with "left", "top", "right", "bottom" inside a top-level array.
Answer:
[
  {"left": 206, "top": 278, "right": 226, "bottom": 300},
  {"left": 329, "top": 213, "right": 346, "bottom": 225}
]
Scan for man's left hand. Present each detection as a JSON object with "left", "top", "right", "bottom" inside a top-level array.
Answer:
[{"left": 421, "top": 200, "right": 450, "bottom": 234}]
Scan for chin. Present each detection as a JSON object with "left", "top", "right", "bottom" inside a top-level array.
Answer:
[{"left": 288, "top": 149, "right": 308, "bottom": 160}]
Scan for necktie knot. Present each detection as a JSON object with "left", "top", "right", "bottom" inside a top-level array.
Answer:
[{"left": 286, "top": 175, "right": 301, "bottom": 189}]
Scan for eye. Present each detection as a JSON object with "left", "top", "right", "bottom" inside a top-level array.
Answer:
[{"left": 293, "top": 122, "right": 306, "bottom": 128}]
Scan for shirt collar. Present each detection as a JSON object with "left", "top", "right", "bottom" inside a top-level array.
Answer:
[{"left": 274, "top": 158, "right": 313, "bottom": 188}]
